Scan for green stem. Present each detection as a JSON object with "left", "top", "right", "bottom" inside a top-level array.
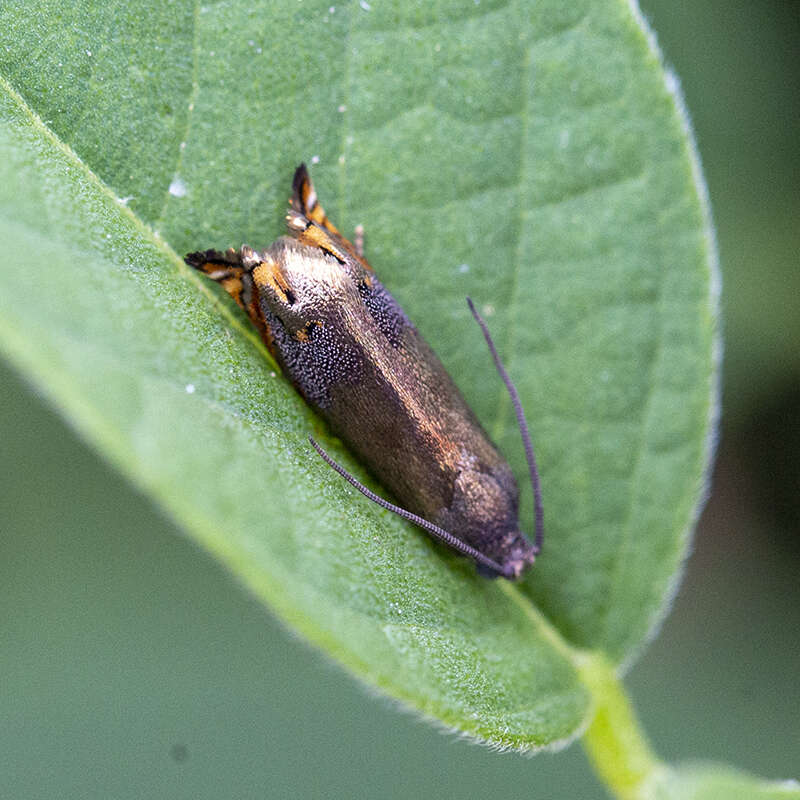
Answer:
[
  {"left": 577, "top": 652, "right": 668, "bottom": 800},
  {"left": 499, "top": 587, "right": 796, "bottom": 799},
  {"left": 498, "top": 582, "right": 669, "bottom": 798}
]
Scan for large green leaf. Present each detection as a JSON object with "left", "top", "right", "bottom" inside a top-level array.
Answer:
[{"left": 0, "top": 0, "right": 716, "bottom": 749}]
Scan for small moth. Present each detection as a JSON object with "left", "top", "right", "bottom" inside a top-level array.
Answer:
[{"left": 186, "top": 165, "right": 543, "bottom": 579}]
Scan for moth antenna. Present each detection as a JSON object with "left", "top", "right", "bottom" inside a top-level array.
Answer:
[
  {"left": 308, "top": 436, "right": 513, "bottom": 578},
  {"left": 466, "top": 298, "right": 543, "bottom": 555}
]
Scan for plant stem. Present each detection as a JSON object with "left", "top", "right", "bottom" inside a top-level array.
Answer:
[
  {"left": 577, "top": 653, "right": 668, "bottom": 800},
  {"left": 498, "top": 582, "right": 668, "bottom": 797}
]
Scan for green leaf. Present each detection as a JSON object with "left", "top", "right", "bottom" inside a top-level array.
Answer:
[
  {"left": 648, "top": 764, "right": 800, "bottom": 800},
  {"left": 0, "top": 0, "right": 716, "bottom": 750}
]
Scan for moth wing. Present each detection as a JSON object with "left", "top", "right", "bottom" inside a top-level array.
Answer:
[
  {"left": 290, "top": 164, "right": 374, "bottom": 273},
  {"left": 291, "top": 163, "right": 341, "bottom": 235},
  {"left": 184, "top": 248, "right": 249, "bottom": 308},
  {"left": 185, "top": 247, "right": 277, "bottom": 357}
]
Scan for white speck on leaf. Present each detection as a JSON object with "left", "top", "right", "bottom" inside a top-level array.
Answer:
[
  {"left": 168, "top": 178, "right": 187, "bottom": 198},
  {"left": 337, "top": 104, "right": 347, "bottom": 113},
  {"left": 185, "top": 384, "right": 196, "bottom": 394},
  {"left": 458, "top": 263, "right": 470, "bottom": 274},
  {"left": 664, "top": 70, "right": 680, "bottom": 95},
  {"left": 311, "top": 155, "right": 320, "bottom": 164},
  {"left": 359, "top": 0, "right": 371, "bottom": 9}
]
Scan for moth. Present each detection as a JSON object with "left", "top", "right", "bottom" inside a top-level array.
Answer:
[{"left": 186, "top": 165, "right": 542, "bottom": 579}]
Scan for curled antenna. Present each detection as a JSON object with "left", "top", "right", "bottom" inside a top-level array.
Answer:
[
  {"left": 308, "top": 436, "right": 513, "bottom": 578},
  {"left": 466, "top": 298, "right": 543, "bottom": 554}
]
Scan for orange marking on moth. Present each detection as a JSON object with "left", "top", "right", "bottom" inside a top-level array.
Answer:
[
  {"left": 295, "top": 174, "right": 341, "bottom": 235},
  {"left": 295, "top": 320, "right": 322, "bottom": 343},
  {"left": 297, "top": 225, "right": 349, "bottom": 262},
  {"left": 252, "top": 259, "right": 293, "bottom": 302},
  {"left": 220, "top": 276, "right": 244, "bottom": 308}
]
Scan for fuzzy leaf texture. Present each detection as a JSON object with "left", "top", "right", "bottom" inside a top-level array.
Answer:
[{"left": 0, "top": 0, "right": 716, "bottom": 750}]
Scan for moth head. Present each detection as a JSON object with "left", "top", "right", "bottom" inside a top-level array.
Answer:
[{"left": 252, "top": 237, "right": 349, "bottom": 335}]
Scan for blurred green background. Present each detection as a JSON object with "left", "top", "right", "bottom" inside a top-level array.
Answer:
[{"left": 1, "top": 2, "right": 797, "bottom": 797}]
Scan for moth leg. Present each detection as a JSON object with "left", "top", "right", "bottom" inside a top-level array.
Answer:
[
  {"left": 309, "top": 436, "right": 515, "bottom": 579},
  {"left": 467, "top": 298, "right": 544, "bottom": 555}
]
